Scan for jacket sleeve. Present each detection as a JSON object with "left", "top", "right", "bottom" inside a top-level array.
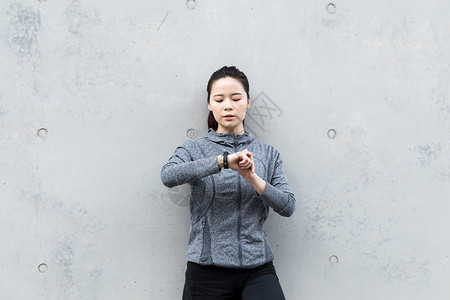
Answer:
[
  {"left": 257, "top": 150, "right": 295, "bottom": 217},
  {"left": 160, "top": 140, "right": 221, "bottom": 188}
]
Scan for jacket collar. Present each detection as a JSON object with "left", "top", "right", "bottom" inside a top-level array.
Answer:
[{"left": 204, "top": 128, "right": 254, "bottom": 146}]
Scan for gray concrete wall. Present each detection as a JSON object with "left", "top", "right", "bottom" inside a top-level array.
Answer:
[{"left": 1, "top": 0, "right": 449, "bottom": 299}]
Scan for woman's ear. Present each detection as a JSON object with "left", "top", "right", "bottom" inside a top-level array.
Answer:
[
  {"left": 247, "top": 98, "right": 251, "bottom": 109},
  {"left": 208, "top": 102, "right": 212, "bottom": 111}
]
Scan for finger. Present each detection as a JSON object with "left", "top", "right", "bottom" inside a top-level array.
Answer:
[
  {"left": 239, "top": 155, "right": 249, "bottom": 164},
  {"left": 240, "top": 160, "right": 250, "bottom": 167},
  {"left": 238, "top": 152, "right": 250, "bottom": 161},
  {"left": 239, "top": 162, "right": 250, "bottom": 169},
  {"left": 239, "top": 153, "right": 249, "bottom": 163},
  {"left": 246, "top": 151, "right": 253, "bottom": 160},
  {"left": 239, "top": 160, "right": 249, "bottom": 168},
  {"left": 240, "top": 159, "right": 253, "bottom": 169},
  {"left": 239, "top": 152, "right": 254, "bottom": 169}
]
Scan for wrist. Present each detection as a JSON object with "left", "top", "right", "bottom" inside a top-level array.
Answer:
[
  {"left": 244, "top": 172, "right": 266, "bottom": 196},
  {"left": 243, "top": 170, "right": 258, "bottom": 181},
  {"left": 217, "top": 155, "right": 224, "bottom": 169}
]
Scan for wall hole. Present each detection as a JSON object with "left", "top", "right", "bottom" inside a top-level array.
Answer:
[
  {"left": 329, "top": 255, "right": 339, "bottom": 264},
  {"left": 37, "top": 128, "right": 48, "bottom": 139},
  {"left": 327, "top": 129, "right": 337, "bottom": 139},
  {"left": 186, "top": 128, "right": 197, "bottom": 139},
  {"left": 38, "top": 263, "right": 48, "bottom": 273},
  {"left": 186, "top": 0, "right": 196, "bottom": 9},
  {"left": 327, "top": 3, "right": 336, "bottom": 14}
]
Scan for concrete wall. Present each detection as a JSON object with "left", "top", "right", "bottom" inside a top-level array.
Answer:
[{"left": 1, "top": 0, "right": 449, "bottom": 299}]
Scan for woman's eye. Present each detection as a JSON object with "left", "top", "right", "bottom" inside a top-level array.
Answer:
[
  {"left": 215, "top": 99, "right": 223, "bottom": 103},
  {"left": 233, "top": 98, "right": 241, "bottom": 101}
]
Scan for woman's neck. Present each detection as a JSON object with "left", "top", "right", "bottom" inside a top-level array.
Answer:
[{"left": 216, "top": 125, "right": 245, "bottom": 136}]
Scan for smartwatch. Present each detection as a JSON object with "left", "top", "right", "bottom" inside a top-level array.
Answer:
[{"left": 223, "top": 151, "right": 229, "bottom": 169}]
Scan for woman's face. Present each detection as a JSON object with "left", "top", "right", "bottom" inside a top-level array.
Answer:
[{"left": 208, "top": 77, "right": 250, "bottom": 135}]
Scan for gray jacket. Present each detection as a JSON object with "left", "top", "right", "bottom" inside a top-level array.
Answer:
[{"left": 160, "top": 129, "right": 295, "bottom": 268}]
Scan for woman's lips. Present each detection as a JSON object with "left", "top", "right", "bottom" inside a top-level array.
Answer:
[{"left": 224, "top": 115, "right": 235, "bottom": 120}]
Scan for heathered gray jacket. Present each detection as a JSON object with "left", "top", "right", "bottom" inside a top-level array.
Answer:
[{"left": 160, "top": 129, "right": 295, "bottom": 268}]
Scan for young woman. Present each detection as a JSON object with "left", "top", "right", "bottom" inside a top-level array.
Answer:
[{"left": 161, "top": 66, "right": 295, "bottom": 300}]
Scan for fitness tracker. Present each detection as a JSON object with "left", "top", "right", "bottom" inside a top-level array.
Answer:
[{"left": 223, "top": 151, "right": 229, "bottom": 169}]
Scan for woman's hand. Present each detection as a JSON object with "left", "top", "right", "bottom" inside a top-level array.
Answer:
[
  {"left": 217, "top": 150, "right": 266, "bottom": 195},
  {"left": 231, "top": 149, "right": 255, "bottom": 173},
  {"left": 228, "top": 149, "right": 254, "bottom": 175}
]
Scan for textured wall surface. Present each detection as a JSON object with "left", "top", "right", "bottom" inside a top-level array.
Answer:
[{"left": 1, "top": 0, "right": 449, "bottom": 299}]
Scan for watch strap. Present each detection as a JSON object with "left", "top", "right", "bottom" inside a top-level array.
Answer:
[{"left": 223, "top": 151, "right": 229, "bottom": 169}]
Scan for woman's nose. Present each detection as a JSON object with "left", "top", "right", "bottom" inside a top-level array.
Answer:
[
  {"left": 225, "top": 99, "right": 233, "bottom": 110},
  {"left": 224, "top": 99, "right": 233, "bottom": 110}
]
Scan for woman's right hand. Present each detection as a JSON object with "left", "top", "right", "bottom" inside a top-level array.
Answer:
[
  {"left": 218, "top": 150, "right": 266, "bottom": 195},
  {"left": 226, "top": 149, "right": 255, "bottom": 174}
]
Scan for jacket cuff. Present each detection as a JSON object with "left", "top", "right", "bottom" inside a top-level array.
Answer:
[{"left": 257, "top": 183, "right": 294, "bottom": 217}]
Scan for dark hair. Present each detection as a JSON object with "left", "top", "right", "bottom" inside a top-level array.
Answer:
[{"left": 207, "top": 66, "right": 250, "bottom": 130}]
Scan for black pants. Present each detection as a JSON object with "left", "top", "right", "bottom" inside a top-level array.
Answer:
[{"left": 182, "top": 261, "right": 286, "bottom": 300}]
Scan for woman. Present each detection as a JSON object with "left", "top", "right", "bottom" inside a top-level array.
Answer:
[{"left": 161, "top": 66, "right": 295, "bottom": 300}]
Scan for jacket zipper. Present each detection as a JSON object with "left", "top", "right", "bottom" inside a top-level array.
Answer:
[{"left": 234, "top": 137, "right": 243, "bottom": 267}]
